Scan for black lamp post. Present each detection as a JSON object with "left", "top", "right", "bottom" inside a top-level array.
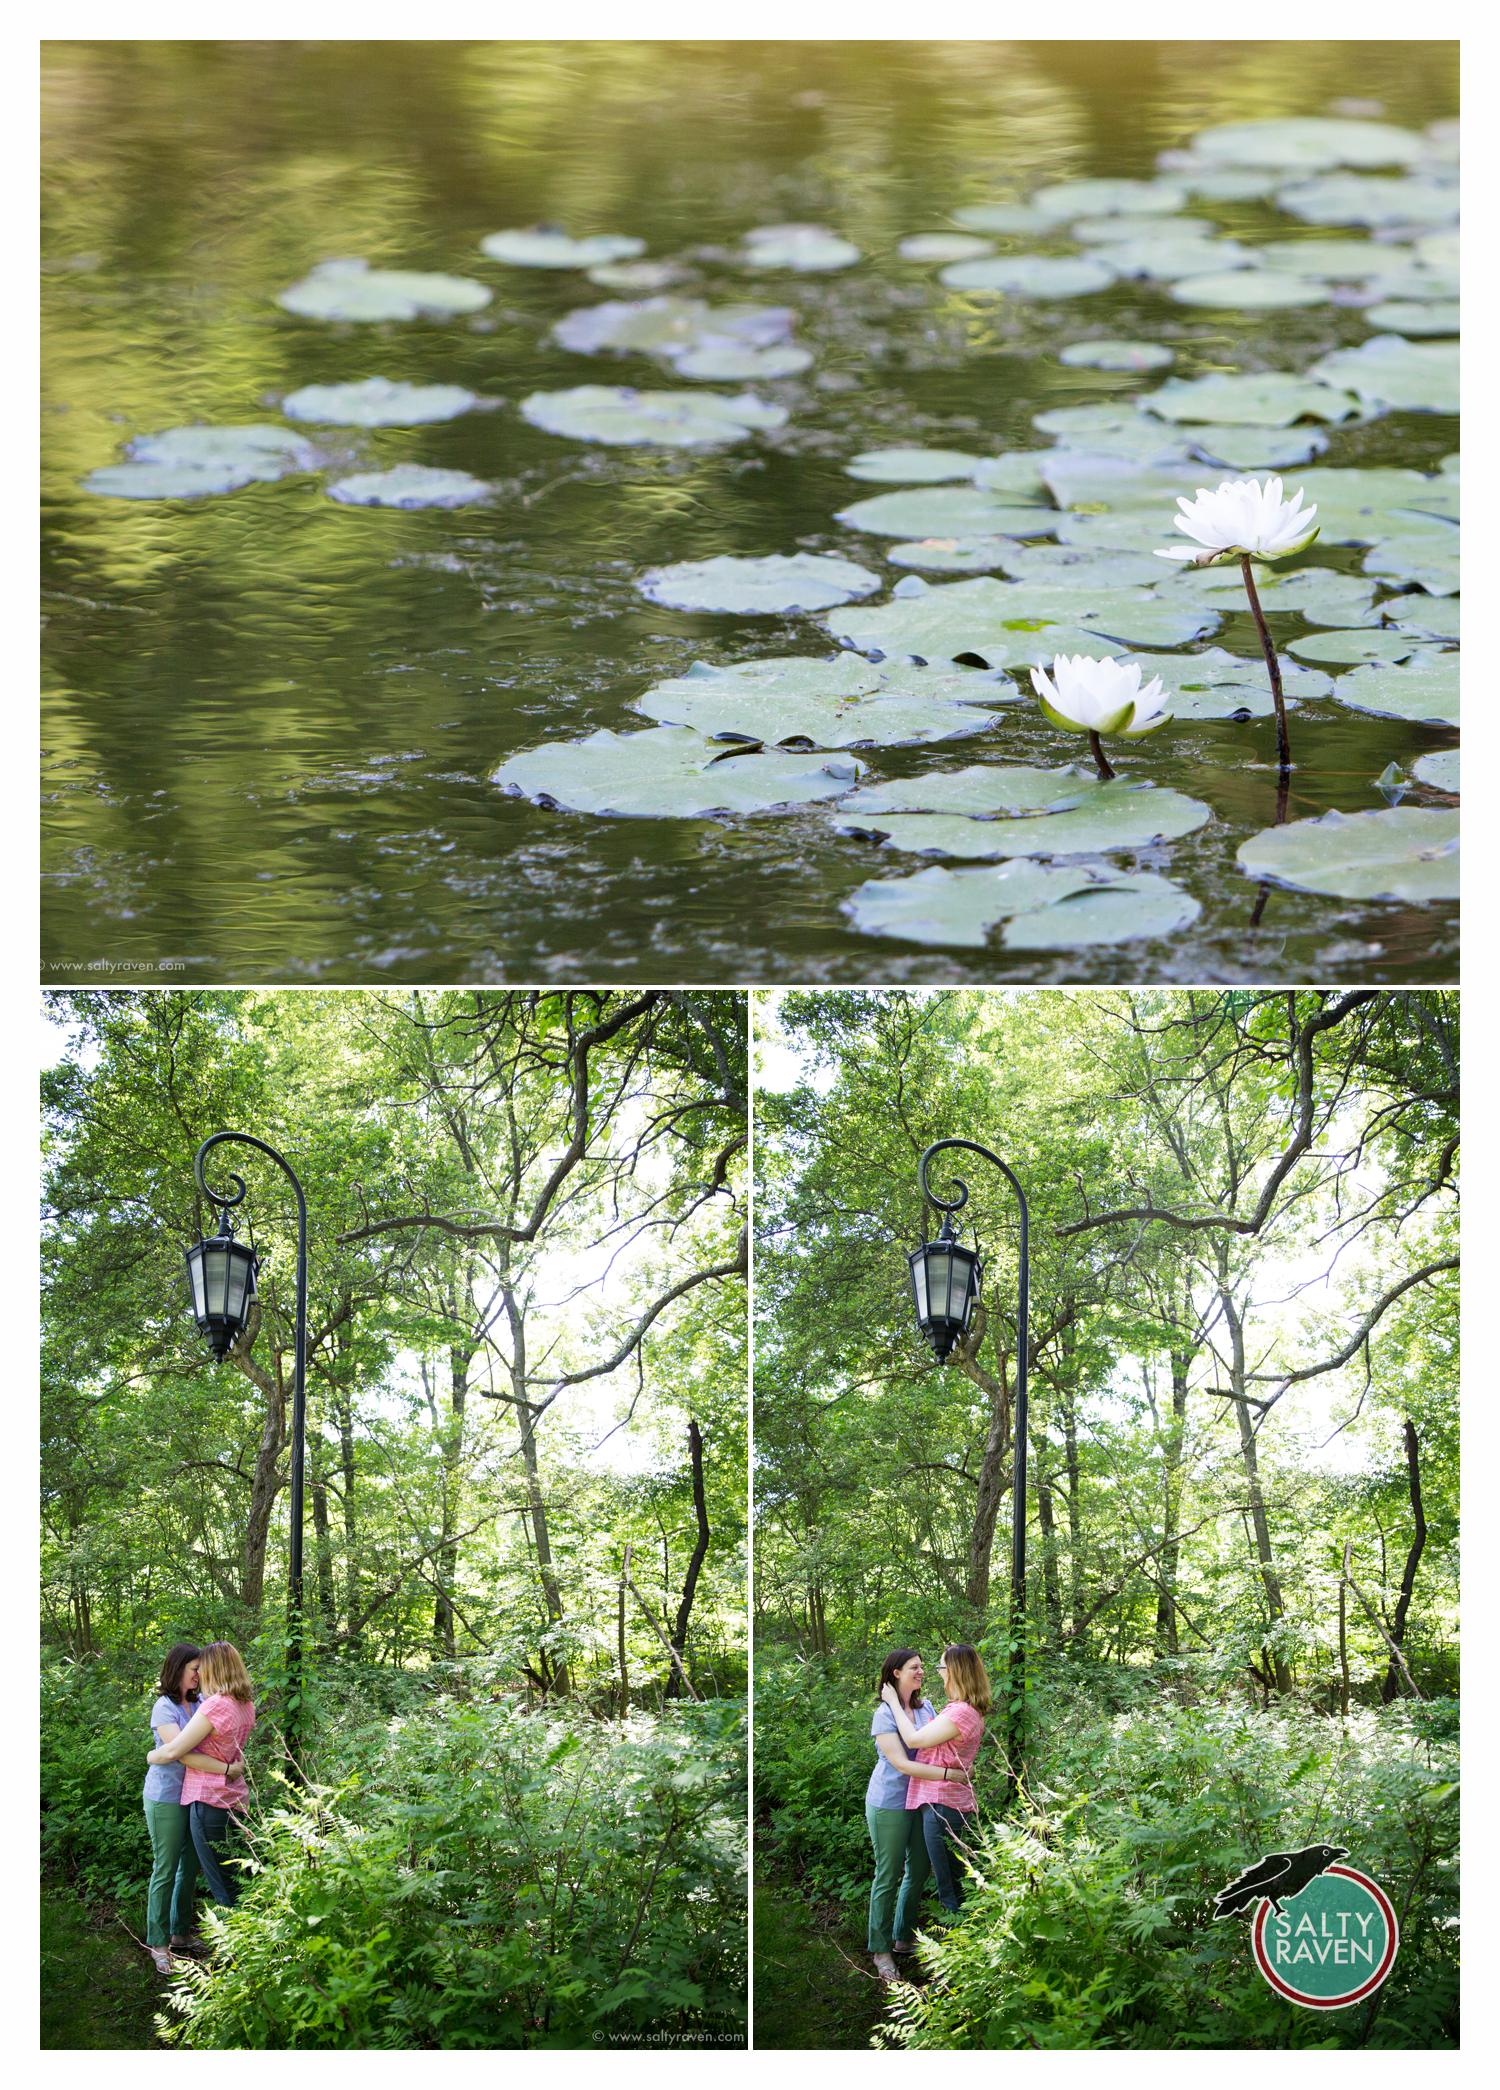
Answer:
[
  {"left": 185, "top": 1131, "right": 307, "bottom": 1783},
  {"left": 908, "top": 1138, "right": 1030, "bottom": 1779}
]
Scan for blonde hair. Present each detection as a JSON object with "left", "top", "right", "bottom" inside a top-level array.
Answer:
[
  {"left": 197, "top": 1640, "right": 253, "bottom": 1702},
  {"left": 942, "top": 1643, "right": 993, "bottom": 1716}
]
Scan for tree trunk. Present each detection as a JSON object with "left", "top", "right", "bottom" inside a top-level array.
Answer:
[
  {"left": 1060, "top": 1377, "right": 1085, "bottom": 1647},
  {"left": 1220, "top": 1283, "right": 1291, "bottom": 1692},
  {"left": 312, "top": 1464, "right": 336, "bottom": 1643},
  {"left": 666, "top": 1418, "right": 709, "bottom": 1698},
  {"left": 1155, "top": 1349, "right": 1190, "bottom": 1657},
  {"left": 232, "top": 1302, "right": 286, "bottom": 1608},
  {"left": 1381, "top": 1420, "right": 1428, "bottom": 1704},
  {"left": 1033, "top": 1445, "right": 1063, "bottom": 1644},
  {"left": 961, "top": 1311, "right": 1010, "bottom": 1610},
  {"left": 432, "top": 1335, "right": 472, "bottom": 1660},
  {"left": 336, "top": 1382, "right": 360, "bottom": 1654}
]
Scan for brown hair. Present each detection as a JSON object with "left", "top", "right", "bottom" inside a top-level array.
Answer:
[
  {"left": 157, "top": 1643, "right": 201, "bottom": 1703},
  {"left": 197, "top": 1641, "right": 254, "bottom": 1703},
  {"left": 876, "top": 1648, "right": 925, "bottom": 1710},
  {"left": 941, "top": 1643, "right": 993, "bottom": 1716}
]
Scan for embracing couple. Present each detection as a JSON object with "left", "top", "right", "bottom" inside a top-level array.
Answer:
[
  {"left": 865, "top": 1642, "right": 992, "bottom": 1983},
  {"left": 141, "top": 1639, "right": 258, "bottom": 1975}
]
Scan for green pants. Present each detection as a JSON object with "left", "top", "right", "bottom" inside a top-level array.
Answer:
[
  {"left": 144, "top": 1801, "right": 200, "bottom": 1947},
  {"left": 866, "top": 1802, "right": 931, "bottom": 1953}
]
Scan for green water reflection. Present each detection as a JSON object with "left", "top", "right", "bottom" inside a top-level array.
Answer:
[{"left": 42, "top": 40, "right": 1459, "bottom": 984}]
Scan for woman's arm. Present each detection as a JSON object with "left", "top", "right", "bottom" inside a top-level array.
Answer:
[
  {"left": 879, "top": 1686, "right": 962, "bottom": 1750},
  {"left": 147, "top": 1709, "right": 213, "bottom": 1764},
  {"left": 875, "top": 1735, "right": 953, "bottom": 1782}
]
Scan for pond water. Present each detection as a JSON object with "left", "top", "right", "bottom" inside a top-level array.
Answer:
[{"left": 41, "top": 40, "right": 1458, "bottom": 985}]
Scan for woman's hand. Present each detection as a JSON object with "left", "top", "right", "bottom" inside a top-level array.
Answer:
[{"left": 880, "top": 1682, "right": 900, "bottom": 1710}]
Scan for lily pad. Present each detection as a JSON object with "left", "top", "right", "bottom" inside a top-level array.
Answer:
[
  {"left": 675, "top": 342, "right": 812, "bottom": 380},
  {"left": 898, "top": 234, "right": 995, "bottom": 263},
  {"left": 1170, "top": 270, "right": 1329, "bottom": 309},
  {"left": 1365, "top": 301, "right": 1460, "bottom": 336},
  {"left": 553, "top": 296, "right": 795, "bottom": 361},
  {"left": 1183, "top": 423, "right": 1331, "bottom": 470},
  {"left": 1058, "top": 339, "right": 1174, "bottom": 372},
  {"left": 940, "top": 254, "right": 1117, "bottom": 298},
  {"left": 1362, "top": 525, "right": 1459, "bottom": 597},
  {"left": 1086, "top": 235, "right": 1257, "bottom": 282},
  {"left": 1330, "top": 656, "right": 1458, "bottom": 725},
  {"left": 1293, "top": 466, "right": 1458, "bottom": 544},
  {"left": 278, "top": 258, "right": 491, "bottom": 322},
  {"left": 636, "top": 553, "right": 881, "bottom": 615},
  {"left": 1275, "top": 174, "right": 1458, "bottom": 229},
  {"left": 1383, "top": 594, "right": 1460, "bottom": 643},
  {"left": 1129, "top": 646, "right": 1335, "bottom": 719},
  {"left": 1413, "top": 748, "right": 1460, "bottom": 793},
  {"left": 1172, "top": 567, "right": 1378, "bottom": 626},
  {"left": 587, "top": 258, "right": 691, "bottom": 291},
  {"left": 740, "top": 224, "right": 860, "bottom": 272},
  {"left": 1253, "top": 238, "right": 1396, "bottom": 279},
  {"left": 990, "top": 543, "right": 1168, "bottom": 591},
  {"left": 842, "top": 860, "right": 1199, "bottom": 949},
  {"left": 1185, "top": 117, "right": 1428, "bottom": 171},
  {"left": 844, "top": 764, "right": 1106, "bottom": 816},
  {"left": 835, "top": 487, "right": 1058, "bottom": 540},
  {"left": 1287, "top": 628, "right": 1431, "bottom": 666},
  {"left": 82, "top": 423, "right": 318, "bottom": 499},
  {"left": 970, "top": 453, "right": 1062, "bottom": 499},
  {"left": 481, "top": 228, "right": 645, "bottom": 268},
  {"left": 1001, "top": 872, "right": 1201, "bottom": 948},
  {"left": 836, "top": 783, "right": 1211, "bottom": 859},
  {"left": 845, "top": 448, "right": 993, "bottom": 484},
  {"left": 951, "top": 203, "right": 1052, "bottom": 234},
  {"left": 519, "top": 385, "right": 787, "bottom": 448},
  {"left": 1309, "top": 335, "right": 1458, "bottom": 414},
  {"left": 1031, "top": 177, "right": 1187, "bottom": 218},
  {"left": 887, "top": 537, "right": 1035, "bottom": 574},
  {"left": 1146, "top": 372, "right": 1361, "bottom": 426},
  {"left": 494, "top": 725, "right": 862, "bottom": 817},
  {"left": 825, "top": 573, "right": 1217, "bottom": 663},
  {"left": 634, "top": 655, "right": 1014, "bottom": 748},
  {"left": 326, "top": 465, "right": 490, "bottom": 509},
  {"left": 282, "top": 376, "right": 477, "bottom": 426},
  {"left": 1237, "top": 807, "right": 1458, "bottom": 901}
]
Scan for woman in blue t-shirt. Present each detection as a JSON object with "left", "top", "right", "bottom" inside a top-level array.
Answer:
[
  {"left": 865, "top": 1647, "right": 959, "bottom": 1983},
  {"left": 142, "top": 1642, "right": 244, "bottom": 1975}
]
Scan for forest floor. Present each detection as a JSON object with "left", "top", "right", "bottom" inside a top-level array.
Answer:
[
  {"left": 752, "top": 1848, "right": 892, "bottom": 2050},
  {"left": 40, "top": 1879, "right": 165, "bottom": 2050}
]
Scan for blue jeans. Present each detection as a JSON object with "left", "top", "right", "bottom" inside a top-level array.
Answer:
[
  {"left": 190, "top": 1801, "right": 242, "bottom": 1906},
  {"left": 922, "top": 1802, "right": 973, "bottom": 1912}
]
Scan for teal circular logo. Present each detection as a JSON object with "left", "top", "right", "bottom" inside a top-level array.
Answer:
[{"left": 1251, "top": 1865, "right": 1399, "bottom": 2009}]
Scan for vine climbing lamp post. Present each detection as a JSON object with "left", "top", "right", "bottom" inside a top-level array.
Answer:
[
  {"left": 907, "top": 1138, "right": 1029, "bottom": 1778},
  {"left": 184, "top": 1131, "right": 307, "bottom": 1784}
]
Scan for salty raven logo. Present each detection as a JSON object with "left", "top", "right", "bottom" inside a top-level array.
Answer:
[{"left": 1213, "top": 1844, "right": 1348, "bottom": 1919}]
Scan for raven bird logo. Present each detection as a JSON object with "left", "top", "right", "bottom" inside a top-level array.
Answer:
[{"left": 1213, "top": 1844, "right": 1349, "bottom": 1919}]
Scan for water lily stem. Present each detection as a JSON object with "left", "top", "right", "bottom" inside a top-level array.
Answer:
[
  {"left": 1240, "top": 554, "right": 1291, "bottom": 774},
  {"left": 1087, "top": 731, "right": 1117, "bottom": 781}
]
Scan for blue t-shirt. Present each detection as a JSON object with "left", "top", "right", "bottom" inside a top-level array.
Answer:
[
  {"left": 143, "top": 1695, "right": 198, "bottom": 1806},
  {"left": 865, "top": 1697, "right": 936, "bottom": 1809}
]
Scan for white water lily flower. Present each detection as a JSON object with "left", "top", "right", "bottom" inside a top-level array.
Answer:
[
  {"left": 1155, "top": 476, "right": 1319, "bottom": 567},
  {"left": 1030, "top": 654, "right": 1171, "bottom": 739}
]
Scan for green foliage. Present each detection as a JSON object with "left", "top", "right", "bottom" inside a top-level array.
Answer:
[
  {"left": 44, "top": 1659, "right": 745, "bottom": 2048},
  {"left": 882, "top": 1693, "right": 1458, "bottom": 2050},
  {"left": 756, "top": 1654, "right": 1457, "bottom": 2049}
]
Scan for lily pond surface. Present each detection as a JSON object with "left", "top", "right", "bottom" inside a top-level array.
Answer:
[{"left": 42, "top": 40, "right": 1458, "bottom": 984}]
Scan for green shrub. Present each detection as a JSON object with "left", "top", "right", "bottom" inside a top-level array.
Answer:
[{"left": 159, "top": 1695, "right": 746, "bottom": 2048}]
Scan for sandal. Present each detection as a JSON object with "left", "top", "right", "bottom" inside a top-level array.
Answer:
[{"left": 149, "top": 1946, "right": 175, "bottom": 1975}]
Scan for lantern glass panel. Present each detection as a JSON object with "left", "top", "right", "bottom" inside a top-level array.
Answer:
[
  {"left": 224, "top": 1244, "right": 252, "bottom": 1325},
  {"left": 186, "top": 1244, "right": 208, "bottom": 1319},
  {"left": 201, "top": 1241, "right": 231, "bottom": 1320},
  {"left": 926, "top": 1246, "right": 955, "bottom": 1322},
  {"left": 909, "top": 1250, "right": 929, "bottom": 1322}
]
